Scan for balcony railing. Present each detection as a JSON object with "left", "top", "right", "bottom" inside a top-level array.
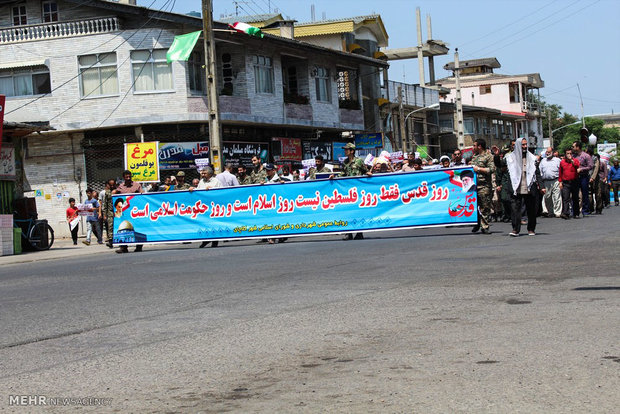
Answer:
[
  {"left": 382, "top": 80, "right": 439, "bottom": 108},
  {"left": 0, "top": 17, "right": 120, "bottom": 44}
]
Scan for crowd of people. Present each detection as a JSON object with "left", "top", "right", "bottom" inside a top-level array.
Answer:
[{"left": 68, "top": 139, "right": 619, "bottom": 252}]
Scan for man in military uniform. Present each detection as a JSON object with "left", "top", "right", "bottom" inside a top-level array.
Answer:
[
  {"left": 174, "top": 171, "right": 191, "bottom": 190},
  {"left": 470, "top": 138, "right": 495, "bottom": 234},
  {"left": 102, "top": 178, "right": 116, "bottom": 248},
  {"left": 341, "top": 143, "right": 369, "bottom": 177},
  {"left": 236, "top": 165, "right": 253, "bottom": 185},
  {"left": 338, "top": 143, "right": 371, "bottom": 240},
  {"left": 306, "top": 155, "right": 332, "bottom": 180},
  {"left": 250, "top": 155, "right": 267, "bottom": 184}
]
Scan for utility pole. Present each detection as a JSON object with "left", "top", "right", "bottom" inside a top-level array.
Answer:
[
  {"left": 454, "top": 48, "right": 465, "bottom": 149},
  {"left": 548, "top": 110, "right": 552, "bottom": 146},
  {"left": 416, "top": 8, "right": 425, "bottom": 87},
  {"left": 398, "top": 86, "right": 406, "bottom": 153},
  {"left": 202, "top": 0, "right": 222, "bottom": 173}
]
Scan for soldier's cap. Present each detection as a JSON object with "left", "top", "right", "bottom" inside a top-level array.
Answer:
[
  {"left": 461, "top": 170, "right": 474, "bottom": 179},
  {"left": 264, "top": 163, "right": 275, "bottom": 170},
  {"left": 342, "top": 143, "right": 356, "bottom": 150},
  {"left": 176, "top": 171, "right": 185, "bottom": 177}
]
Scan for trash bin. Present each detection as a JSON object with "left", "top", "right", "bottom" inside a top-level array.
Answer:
[{"left": 13, "top": 227, "right": 22, "bottom": 255}]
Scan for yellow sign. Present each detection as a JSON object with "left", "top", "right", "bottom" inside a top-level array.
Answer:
[{"left": 124, "top": 142, "right": 160, "bottom": 182}]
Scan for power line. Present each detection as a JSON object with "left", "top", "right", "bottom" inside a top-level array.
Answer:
[
  {"left": 5, "top": 0, "right": 175, "bottom": 116},
  {"left": 458, "top": 0, "right": 559, "bottom": 49},
  {"left": 464, "top": 0, "right": 581, "bottom": 58},
  {"left": 465, "top": 0, "right": 600, "bottom": 59}
]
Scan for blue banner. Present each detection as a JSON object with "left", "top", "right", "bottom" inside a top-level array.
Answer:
[
  {"left": 354, "top": 133, "right": 383, "bottom": 149},
  {"left": 158, "top": 141, "right": 210, "bottom": 170},
  {"left": 112, "top": 168, "right": 478, "bottom": 245}
]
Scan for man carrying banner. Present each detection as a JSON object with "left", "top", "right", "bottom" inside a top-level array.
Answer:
[
  {"left": 250, "top": 155, "right": 267, "bottom": 184},
  {"left": 112, "top": 170, "right": 144, "bottom": 253},
  {"left": 306, "top": 155, "right": 332, "bottom": 180},
  {"left": 470, "top": 139, "right": 495, "bottom": 234},
  {"left": 338, "top": 143, "right": 371, "bottom": 240},
  {"left": 236, "top": 165, "right": 253, "bottom": 185}
]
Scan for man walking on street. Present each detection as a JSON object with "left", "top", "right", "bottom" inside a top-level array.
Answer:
[
  {"left": 236, "top": 165, "right": 253, "bottom": 185},
  {"left": 338, "top": 143, "right": 371, "bottom": 240},
  {"left": 306, "top": 155, "right": 332, "bottom": 180},
  {"left": 102, "top": 178, "right": 116, "bottom": 247},
  {"left": 112, "top": 170, "right": 144, "bottom": 253},
  {"left": 470, "top": 139, "right": 495, "bottom": 234},
  {"left": 609, "top": 157, "right": 620, "bottom": 206},
  {"left": 506, "top": 138, "right": 545, "bottom": 236},
  {"left": 216, "top": 163, "right": 240, "bottom": 187},
  {"left": 83, "top": 188, "right": 103, "bottom": 245},
  {"left": 250, "top": 155, "right": 267, "bottom": 184},
  {"left": 572, "top": 140, "right": 593, "bottom": 216},
  {"left": 539, "top": 147, "right": 562, "bottom": 218},
  {"left": 174, "top": 171, "right": 190, "bottom": 191},
  {"left": 559, "top": 150, "right": 580, "bottom": 219}
]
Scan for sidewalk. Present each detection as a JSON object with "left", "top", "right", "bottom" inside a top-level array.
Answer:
[{"left": 0, "top": 237, "right": 115, "bottom": 266}]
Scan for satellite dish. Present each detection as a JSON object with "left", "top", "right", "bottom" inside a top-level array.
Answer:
[{"left": 588, "top": 133, "right": 597, "bottom": 146}]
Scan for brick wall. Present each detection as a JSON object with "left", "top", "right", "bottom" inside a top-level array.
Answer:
[{"left": 21, "top": 132, "right": 87, "bottom": 240}]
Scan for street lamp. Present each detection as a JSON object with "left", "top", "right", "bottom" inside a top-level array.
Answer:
[{"left": 401, "top": 102, "right": 440, "bottom": 153}]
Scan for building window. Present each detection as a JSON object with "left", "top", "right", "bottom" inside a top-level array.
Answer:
[
  {"left": 479, "top": 84, "right": 491, "bottom": 95},
  {"left": 509, "top": 82, "right": 520, "bottom": 103},
  {"left": 439, "top": 118, "right": 453, "bottom": 130},
  {"left": 464, "top": 118, "right": 475, "bottom": 135},
  {"left": 283, "top": 66, "right": 298, "bottom": 95},
  {"left": 253, "top": 55, "right": 273, "bottom": 94},
  {"left": 314, "top": 66, "right": 330, "bottom": 102},
  {"left": 12, "top": 4, "right": 27, "bottom": 26},
  {"left": 78, "top": 53, "right": 119, "bottom": 97},
  {"left": 0, "top": 66, "right": 51, "bottom": 97},
  {"left": 131, "top": 49, "right": 173, "bottom": 92},
  {"left": 221, "top": 53, "right": 233, "bottom": 95},
  {"left": 188, "top": 51, "right": 205, "bottom": 94},
  {"left": 42, "top": 1, "right": 58, "bottom": 23}
]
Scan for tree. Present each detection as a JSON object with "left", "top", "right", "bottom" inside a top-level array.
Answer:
[
  {"left": 528, "top": 93, "right": 578, "bottom": 148},
  {"left": 556, "top": 118, "right": 620, "bottom": 154}
]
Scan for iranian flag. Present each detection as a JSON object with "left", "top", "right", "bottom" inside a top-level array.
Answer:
[{"left": 228, "top": 22, "right": 264, "bottom": 38}]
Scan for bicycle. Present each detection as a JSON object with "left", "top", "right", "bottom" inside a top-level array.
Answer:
[{"left": 13, "top": 216, "right": 55, "bottom": 251}]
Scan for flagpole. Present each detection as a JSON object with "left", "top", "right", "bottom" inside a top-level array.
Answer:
[{"left": 202, "top": 0, "right": 223, "bottom": 174}]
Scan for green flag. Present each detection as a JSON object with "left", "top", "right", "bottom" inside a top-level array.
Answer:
[{"left": 166, "top": 31, "right": 202, "bottom": 63}]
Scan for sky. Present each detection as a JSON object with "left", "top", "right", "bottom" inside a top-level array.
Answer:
[{"left": 140, "top": 0, "right": 620, "bottom": 118}]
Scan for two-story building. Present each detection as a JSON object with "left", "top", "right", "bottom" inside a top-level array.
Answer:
[
  {"left": 437, "top": 57, "right": 545, "bottom": 149},
  {"left": 0, "top": 0, "right": 387, "bottom": 238}
]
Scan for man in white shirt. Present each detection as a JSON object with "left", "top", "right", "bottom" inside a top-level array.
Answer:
[
  {"left": 216, "top": 163, "right": 240, "bottom": 187},
  {"left": 539, "top": 147, "right": 562, "bottom": 218},
  {"left": 194, "top": 167, "right": 222, "bottom": 190}
]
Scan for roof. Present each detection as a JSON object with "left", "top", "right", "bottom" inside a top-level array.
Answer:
[
  {"left": 443, "top": 57, "right": 501, "bottom": 71},
  {"left": 436, "top": 72, "right": 544, "bottom": 88},
  {"left": 290, "top": 15, "right": 388, "bottom": 48},
  {"left": 217, "top": 13, "right": 285, "bottom": 28},
  {"left": 2, "top": 121, "right": 54, "bottom": 137}
]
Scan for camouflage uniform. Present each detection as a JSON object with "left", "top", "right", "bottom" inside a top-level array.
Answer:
[
  {"left": 306, "top": 166, "right": 332, "bottom": 180},
  {"left": 250, "top": 167, "right": 267, "bottom": 184},
  {"left": 470, "top": 151, "right": 495, "bottom": 232},
  {"left": 341, "top": 157, "right": 368, "bottom": 177},
  {"left": 237, "top": 174, "right": 253, "bottom": 185},
  {"left": 175, "top": 182, "right": 190, "bottom": 191},
  {"left": 103, "top": 188, "right": 114, "bottom": 241}
]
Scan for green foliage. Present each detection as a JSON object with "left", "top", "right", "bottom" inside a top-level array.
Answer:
[
  {"left": 556, "top": 118, "right": 620, "bottom": 154},
  {"left": 529, "top": 93, "right": 619, "bottom": 152}
]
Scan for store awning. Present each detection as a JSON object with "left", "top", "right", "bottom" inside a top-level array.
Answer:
[{"left": 0, "top": 59, "right": 48, "bottom": 70}]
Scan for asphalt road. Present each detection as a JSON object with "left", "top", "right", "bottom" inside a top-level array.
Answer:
[{"left": 1, "top": 208, "right": 619, "bottom": 413}]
